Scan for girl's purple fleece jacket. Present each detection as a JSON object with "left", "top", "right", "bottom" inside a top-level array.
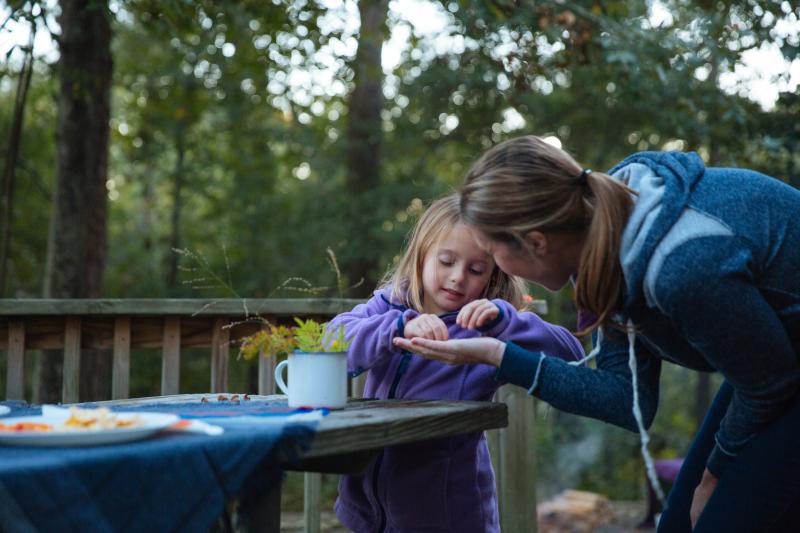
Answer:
[{"left": 330, "top": 288, "right": 584, "bottom": 533}]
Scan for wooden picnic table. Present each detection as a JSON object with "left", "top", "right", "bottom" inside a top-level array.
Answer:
[
  {"left": 100, "top": 393, "right": 508, "bottom": 532},
  {"left": 2, "top": 296, "right": 540, "bottom": 532}
]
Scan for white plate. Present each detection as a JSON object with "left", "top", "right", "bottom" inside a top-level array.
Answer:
[{"left": 0, "top": 411, "right": 179, "bottom": 447}]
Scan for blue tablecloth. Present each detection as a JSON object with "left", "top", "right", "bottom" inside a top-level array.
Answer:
[{"left": 0, "top": 400, "right": 323, "bottom": 532}]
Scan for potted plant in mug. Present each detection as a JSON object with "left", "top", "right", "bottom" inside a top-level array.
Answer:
[{"left": 239, "top": 319, "right": 350, "bottom": 409}]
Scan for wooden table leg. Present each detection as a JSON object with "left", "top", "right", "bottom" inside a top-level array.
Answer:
[
  {"left": 304, "top": 472, "right": 320, "bottom": 533},
  {"left": 239, "top": 477, "right": 282, "bottom": 533}
]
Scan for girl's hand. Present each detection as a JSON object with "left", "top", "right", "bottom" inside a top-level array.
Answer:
[
  {"left": 404, "top": 314, "right": 449, "bottom": 341},
  {"left": 456, "top": 299, "right": 500, "bottom": 329},
  {"left": 393, "top": 336, "right": 505, "bottom": 367},
  {"left": 690, "top": 469, "right": 718, "bottom": 528}
]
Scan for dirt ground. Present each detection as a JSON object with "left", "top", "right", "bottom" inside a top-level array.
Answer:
[
  {"left": 280, "top": 500, "right": 652, "bottom": 532},
  {"left": 596, "top": 501, "right": 652, "bottom": 532}
]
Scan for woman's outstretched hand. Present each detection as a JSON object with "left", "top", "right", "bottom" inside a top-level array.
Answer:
[{"left": 393, "top": 336, "right": 506, "bottom": 367}]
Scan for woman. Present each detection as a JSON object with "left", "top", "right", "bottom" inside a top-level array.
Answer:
[{"left": 393, "top": 135, "right": 800, "bottom": 532}]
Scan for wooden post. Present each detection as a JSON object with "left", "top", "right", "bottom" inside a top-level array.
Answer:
[
  {"left": 161, "top": 317, "right": 181, "bottom": 395},
  {"left": 258, "top": 322, "right": 276, "bottom": 395},
  {"left": 5, "top": 321, "right": 26, "bottom": 400},
  {"left": 211, "top": 316, "right": 230, "bottom": 393},
  {"left": 304, "top": 472, "right": 321, "bottom": 533},
  {"left": 350, "top": 373, "right": 367, "bottom": 399},
  {"left": 491, "top": 299, "right": 546, "bottom": 531},
  {"left": 493, "top": 386, "right": 538, "bottom": 533},
  {"left": 62, "top": 317, "right": 82, "bottom": 403},
  {"left": 112, "top": 316, "right": 131, "bottom": 399}
]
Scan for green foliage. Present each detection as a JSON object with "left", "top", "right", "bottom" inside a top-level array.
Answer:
[
  {"left": 3, "top": 0, "right": 797, "bottom": 301},
  {"left": 239, "top": 325, "right": 296, "bottom": 361},
  {"left": 238, "top": 318, "right": 350, "bottom": 361},
  {"left": 293, "top": 318, "right": 350, "bottom": 353},
  {"left": 0, "top": 67, "right": 56, "bottom": 297}
]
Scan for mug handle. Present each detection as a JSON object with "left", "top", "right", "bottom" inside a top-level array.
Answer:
[{"left": 274, "top": 359, "right": 289, "bottom": 395}]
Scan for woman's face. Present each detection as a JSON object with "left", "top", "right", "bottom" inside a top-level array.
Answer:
[{"left": 471, "top": 229, "right": 577, "bottom": 291}]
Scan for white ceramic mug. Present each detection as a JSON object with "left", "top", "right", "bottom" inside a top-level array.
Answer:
[{"left": 274, "top": 351, "right": 348, "bottom": 409}]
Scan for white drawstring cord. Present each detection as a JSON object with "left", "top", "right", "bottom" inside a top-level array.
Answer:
[
  {"left": 541, "top": 326, "right": 603, "bottom": 420},
  {"left": 566, "top": 321, "right": 666, "bottom": 504},
  {"left": 540, "top": 319, "right": 668, "bottom": 506},
  {"left": 569, "top": 326, "right": 604, "bottom": 367},
  {"left": 627, "top": 319, "right": 666, "bottom": 505}
]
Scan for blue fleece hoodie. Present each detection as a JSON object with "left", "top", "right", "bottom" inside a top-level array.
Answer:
[{"left": 499, "top": 151, "right": 800, "bottom": 477}]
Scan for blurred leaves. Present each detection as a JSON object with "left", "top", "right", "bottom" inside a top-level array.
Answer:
[{"left": 4, "top": 0, "right": 797, "bottom": 298}]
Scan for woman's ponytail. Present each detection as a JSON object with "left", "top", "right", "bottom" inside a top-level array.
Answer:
[{"left": 574, "top": 173, "right": 633, "bottom": 333}]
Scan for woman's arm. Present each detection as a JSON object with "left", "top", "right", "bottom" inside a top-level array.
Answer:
[
  {"left": 394, "top": 325, "right": 661, "bottom": 432},
  {"left": 502, "top": 326, "right": 660, "bottom": 431}
]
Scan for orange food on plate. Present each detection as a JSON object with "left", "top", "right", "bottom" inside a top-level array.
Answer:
[
  {"left": 63, "top": 406, "right": 142, "bottom": 430},
  {"left": 0, "top": 422, "right": 53, "bottom": 432},
  {"left": 0, "top": 407, "right": 143, "bottom": 434}
]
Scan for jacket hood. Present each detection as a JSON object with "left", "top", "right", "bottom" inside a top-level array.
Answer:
[{"left": 608, "top": 151, "right": 706, "bottom": 312}]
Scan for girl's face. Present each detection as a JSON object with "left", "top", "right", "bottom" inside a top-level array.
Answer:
[
  {"left": 471, "top": 229, "right": 577, "bottom": 292},
  {"left": 421, "top": 223, "right": 495, "bottom": 314}
]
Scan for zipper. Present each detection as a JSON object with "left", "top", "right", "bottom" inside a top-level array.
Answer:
[
  {"left": 387, "top": 352, "right": 411, "bottom": 399},
  {"left": 371, "top": 452, "right": 386, "bottom": 532},
  {"left": 371, "top": 351, "right": 412, "bottom": 532}
]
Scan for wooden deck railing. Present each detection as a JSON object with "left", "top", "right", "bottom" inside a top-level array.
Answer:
[
  {"left": 0, "top": 298, "right": 361, "bottom": 402},
  {"left": 0, "top": 298, "right": 544, "bottom": 533}
]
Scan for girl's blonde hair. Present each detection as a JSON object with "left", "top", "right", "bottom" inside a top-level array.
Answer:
[
  {"left": 459, "top": 135, "right": 634, "bottom": 333},
  {"left": 382, "top": 194, "right": 527, "bottom": 312}
]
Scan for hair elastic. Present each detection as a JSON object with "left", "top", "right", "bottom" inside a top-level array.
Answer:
[{"left": 577, "top": 168, "right": 592, "bottom": 186}]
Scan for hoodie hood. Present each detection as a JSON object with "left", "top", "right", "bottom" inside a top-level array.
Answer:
[{"left": 608, "top": 151, "right": 706, "bottom": 313}]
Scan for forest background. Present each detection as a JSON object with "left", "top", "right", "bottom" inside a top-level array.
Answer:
[{"left": 2, "top": 0, "right": 799, "bottom": 505}]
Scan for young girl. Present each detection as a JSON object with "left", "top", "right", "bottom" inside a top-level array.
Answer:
[{"left": 330, "top": 194, "right": 584, "bottom": 533}]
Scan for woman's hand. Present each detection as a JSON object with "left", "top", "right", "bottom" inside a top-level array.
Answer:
[
  {"left": 404, "top": 314, "right": 449, "bottom": 341},
  {"left": 393, "top": 336, "right": 506, "bottom": 367},
  {"left": 690, "top": 468, "right": 718, "bottom": 528},
  {"left": 456, "top": 299, "right": 500, "bottom": 329}
]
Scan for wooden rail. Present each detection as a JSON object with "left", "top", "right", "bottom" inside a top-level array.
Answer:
[
  {"left": 0, "top": 297, "right": 545, "bottom": 533},
  {"left": 0, "top": 298, "right": 362, "bottom": 402}
]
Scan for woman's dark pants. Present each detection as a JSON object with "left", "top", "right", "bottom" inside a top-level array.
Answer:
[{"left": 658, "top": 381, "right": 800, "bottom": 532}]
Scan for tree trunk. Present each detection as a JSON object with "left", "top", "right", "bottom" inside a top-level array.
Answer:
[
  {"left": 344, "top": 0, "right": 388, "bottom": 297},
  {"left": 0, "top": 29, "right": 35, "bottom": 297},
  {"left": 37, "top": 0, "right": 113, "bottom": 403},
  {"left": 138, "top": 129, "right": 155, "bottom": 252},
  {"left": 166, "top": 128, "right": 185, "bottom": 291}
]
